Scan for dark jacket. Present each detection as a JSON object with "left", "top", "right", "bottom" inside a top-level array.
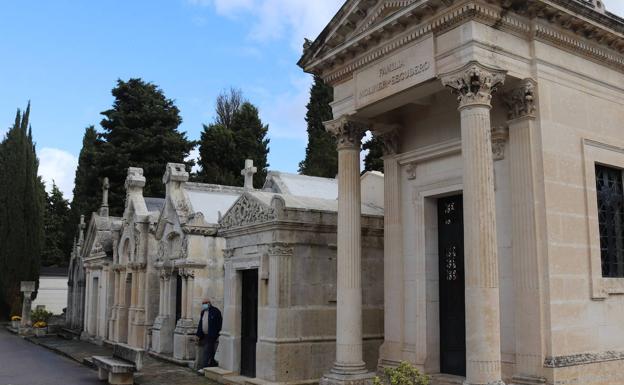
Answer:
[{"left": 196, "top": 305, "right": 222, "bottom": 340}]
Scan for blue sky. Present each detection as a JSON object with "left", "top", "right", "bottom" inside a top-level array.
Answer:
[{"left": 1, "top": 0, "right": 623, "bottom": 199}]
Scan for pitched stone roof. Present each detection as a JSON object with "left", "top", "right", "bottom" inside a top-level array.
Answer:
[{"left": 183, "top": 183, "right": 246, "bottom": 224}]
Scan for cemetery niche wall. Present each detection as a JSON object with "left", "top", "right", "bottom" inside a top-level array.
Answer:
[{"left": 298, "top": 1, "right": 624, "bottom": 385}]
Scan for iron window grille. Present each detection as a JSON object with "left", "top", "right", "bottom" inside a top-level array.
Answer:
[{"left": 595, "top": 164, "right": 624, "bottom": 278}]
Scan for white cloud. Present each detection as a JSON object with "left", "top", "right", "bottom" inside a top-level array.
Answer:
[
  {"left": 39, "top": 148, "right": 78, "bottom": 200},
  {"left": 185, "top": 146, "right": 201, "bottom": 173},
  {"left": 189, "top": 0, "right": 341, "bottom": 50},
  {"left": 257, "top": 75, "right": 311, "bottom": 140}
]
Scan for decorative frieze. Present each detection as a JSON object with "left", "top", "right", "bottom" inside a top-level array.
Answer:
[
  {"left": 544, "top": 350, "right": 624, "bottom": 368},
  {"left": 268, "top": 243, "right": 294, "bottom": 257},
  {"left": 505, "top": 78, "right": 537, "bottom": 121},
  {"left": 439, "top": 61, "right": 506, "bottom": 109},
  {"left": 219, "top": 194, "right": 277, "bottom": 230},
  {"left": 323, "top": 116, "right": 368, "bottom": 150}
]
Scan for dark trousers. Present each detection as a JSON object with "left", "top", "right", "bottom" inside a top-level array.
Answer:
[{"left": 200, "top": 337, "right": 218, "bottom": 368}]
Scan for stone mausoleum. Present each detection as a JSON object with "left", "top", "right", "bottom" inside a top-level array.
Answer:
[
  {"left": 214, "top": 171, "right": 385, "bottom": 384},
  {"left": 298, "top": 1, "right": 624, "bottom": 385}
]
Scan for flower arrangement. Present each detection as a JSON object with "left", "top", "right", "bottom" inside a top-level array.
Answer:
[
  {"left": 31, "top": 308, "right": 53, "bottom": 324},
  {"left": 373, "top": 362, "right": 430, "bottom": 385},
  {"left": 10, "top": 315, "right": 21, "bottom": 321},
  {"left": 33, "top": 321, "right": 47, "bottom": 328}
]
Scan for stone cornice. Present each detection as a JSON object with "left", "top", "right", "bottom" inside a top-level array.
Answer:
[{"left": 299, "top": 0, "right": 624, "bottom": 84}]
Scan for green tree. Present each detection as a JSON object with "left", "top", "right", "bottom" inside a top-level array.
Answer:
[
  {"left": 69, "top": 126, "right": 101, "bottom": 233},
  {"left": 197, "top": 91, "right": 270, "bottom": 187},
  {"left": 298, "top": 75, "right": 337, "bottom": 178},
  {"left": 363, "top": 136, "right": 385, "bottom": 173},
  {"left": 42, "top": 182, "right": 72, "bottom": 267},
  {"left": 97, "top": 78, "right": 194, "bottom": 215},
  {"left": 231, "top": 102, "right": 269, "bottom": 187},
  {"left": 0, "top": 103, "right": 45, "bottom": 317}
]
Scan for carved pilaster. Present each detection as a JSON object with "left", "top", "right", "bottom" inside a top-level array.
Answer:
[
  {"left": 268, "top": 243, "right": 294, "bottom": 308},
  {"left": 439, "top": 61, "right": 506, "bottom": 109},
  {"left": 324, "top": 116, "right": 368, "bottom": 150},
  {"left": 492, "top": 126, "right": 509, "bottom": 161},
  {"left": 505, "top": 78, "right": 537, "bottom": 121}
]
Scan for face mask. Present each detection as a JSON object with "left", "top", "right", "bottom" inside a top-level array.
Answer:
[{"left": 202, "top": 304, "right": 209, "bottom": 311}]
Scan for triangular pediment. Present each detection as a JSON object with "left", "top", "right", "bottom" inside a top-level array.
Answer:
[
  {"left": 302, "top": 0, "right": 428, "bottom": 67},
  {"left": 353, "top": 0, "right": 418, "bottom": 36},
  {"left": 219, "top": 194, "right": 277, "bottom": 231}
]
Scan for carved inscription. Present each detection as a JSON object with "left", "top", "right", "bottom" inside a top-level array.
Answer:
[{"left": 355, "top": 36, "right": 435, "bottom": 108}]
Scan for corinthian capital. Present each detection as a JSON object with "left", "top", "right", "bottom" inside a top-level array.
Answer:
[
  {"left": 324, "top": 116, "right": 368, "bottom": 150},
  {"left": 439, "top": 61, "right": 507, "bottom": 109},
  {"left": 372, "top": 124, "right": 401, "bottom": 156},
  {"left": 504, "top": 78, "right": 537, "bottom": 120}
]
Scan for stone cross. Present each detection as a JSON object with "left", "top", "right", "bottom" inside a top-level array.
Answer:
[
  {"left": 99, "top": 177, "right": 110, "bottom": 216},
  {"left": 78, "top": 214, "right": 86, "bottom": 245},
  {"left": 20, "top": 281, "right": 35, "bottom": 332},
  {"left": 241, "top": 159, "right": 257, "bottom": 190}
]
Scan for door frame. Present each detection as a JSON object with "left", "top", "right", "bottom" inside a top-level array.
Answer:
[{"left": 410, "top": 180, "right": 463, "bottom": 374}]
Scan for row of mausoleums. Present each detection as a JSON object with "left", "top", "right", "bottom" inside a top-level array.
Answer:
[
  {"left": 66, "top": 160, "right": 385, "bottom": 383},
  {"left": 66, "top": 0, "right": 624, "bottom": 384}
]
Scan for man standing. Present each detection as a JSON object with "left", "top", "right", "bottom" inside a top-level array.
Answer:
[{"left": 196, "top": 298, "right": 223, "bottom": 369}]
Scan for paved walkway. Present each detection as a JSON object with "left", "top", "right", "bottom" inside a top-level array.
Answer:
[
  {"left": 1, "top": 327, "right": 218, "bottom": 385},
  {"left": 0, "top": 327, "right": 100, "bottom": 385}
]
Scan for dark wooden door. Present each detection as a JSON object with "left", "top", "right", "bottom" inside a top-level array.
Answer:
[
  {"left": 240, "top": 269, "right": 258, "bottom": 377},
  {"left": 438, "top": 195, "right": 466, "bottom": 377}
]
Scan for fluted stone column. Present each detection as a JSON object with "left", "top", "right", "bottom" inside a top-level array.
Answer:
[
  {"left": 504, "top": 80, "right": 546, "bottom": 385},
  {"left": 375, "top": 127, "right": 404, "bottom": 367},
  {"left": 440, "top": 62, "right": 506, "bottom": 385},
  {"left": 321, "top": 116, "right": 372, "bottom": 385}
]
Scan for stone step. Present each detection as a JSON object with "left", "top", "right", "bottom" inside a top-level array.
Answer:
[{"left": 430, "top": 373, "right": 465, "bottom": 385}]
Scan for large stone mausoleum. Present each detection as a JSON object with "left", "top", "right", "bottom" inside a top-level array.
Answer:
[{"left": 298, "top": 1, "right": 624, "bottom": 385}]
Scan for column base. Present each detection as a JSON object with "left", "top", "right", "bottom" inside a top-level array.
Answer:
[
  {"left": 510, "top": 375, "right": 546, "bottom": 385},
  {"left": 320, "top": 371, "right": 375, "bottom": 385},
  {"left": 463, "top": 381, "right": 505, "bottom": 385}
]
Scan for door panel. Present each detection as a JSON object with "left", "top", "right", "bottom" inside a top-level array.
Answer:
[
  {"left": 240, "top": 269, "right": 258, "bottom": 377},
  {"left": 438, "top": 195, "right": 466, "bottom": 377}
]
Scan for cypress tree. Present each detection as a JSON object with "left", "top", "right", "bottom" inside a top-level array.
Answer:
[
  {"left": 97, "top": 78, "right": 194, "bottom": 215},
  {"left": 70, "top": 126, "right": 102, "bottom": 227},
  {"left": 197, "top": 93, "right": 270, "bottom": 187},
  {"left": 42, "top": 182, "right": 72, "bottom": 267},
  {"left": 0, "top": 103, "right": 45, "bottom": 317},
  {"left": 363, "top": 136, "right": 385, "bottom": 173},
  {"left": 298, "top": 75, "right": 337, "bottom": 178}
]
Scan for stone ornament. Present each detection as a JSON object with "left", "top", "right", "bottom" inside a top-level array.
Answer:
[
  {"left": 268, "top": 243, "right": 294, "bottom": 256},
  {"left": 372, "top": 124, "right": 401, "bottom": 156},
  {"left": 323, "top": 116, "right": 369, "bottom": 150},
  {"left": 544, "top": 350, "right": 624, "bottom": 368},
  {"left": 505, "top": 78, "right": 537, "bottom": 120},
  {"left": 220, "top": 194, "right": 277, "bottom": 230},
  {"left": 439, "top": 61, "right": 506, "bottom": 109}
]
